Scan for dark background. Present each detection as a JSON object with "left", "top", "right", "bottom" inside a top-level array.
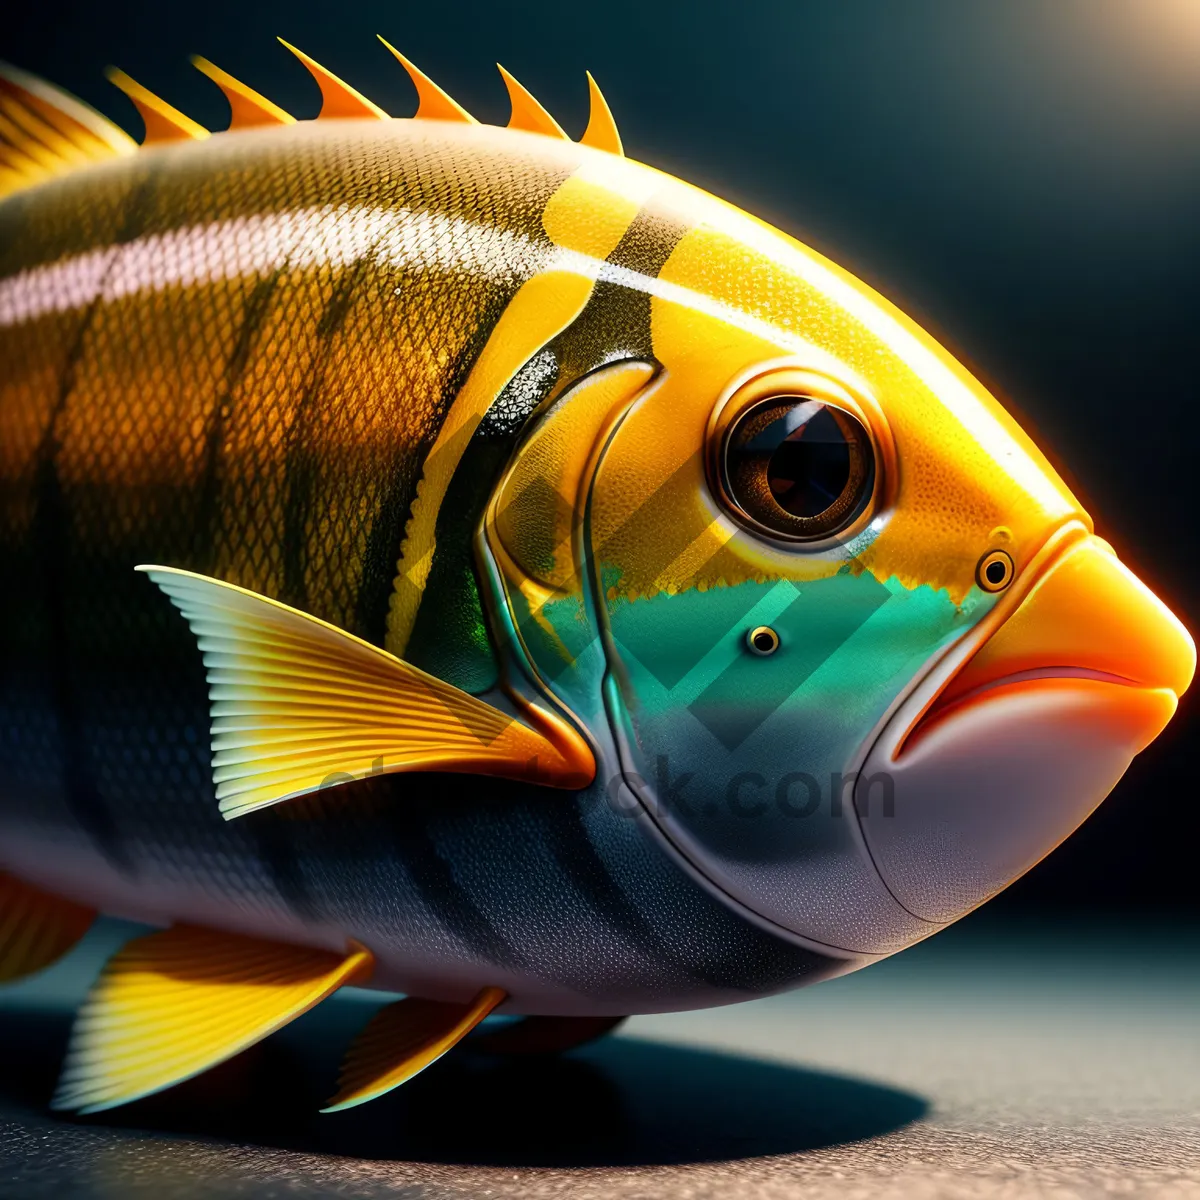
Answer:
[{"left": 4, "top": 0, "right": 1198, "bottom": 916}]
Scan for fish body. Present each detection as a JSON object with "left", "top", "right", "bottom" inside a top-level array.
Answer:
[
  {"left": 0, "top": 55, "right": 1192, "bottom": 1112},
  {"left": 0, "top": 115, "right": 846, "bottom": 1012}
]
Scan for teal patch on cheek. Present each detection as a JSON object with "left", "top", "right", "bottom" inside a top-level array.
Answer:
[
  {"left": 604, "top": 571, "right": 995, "bottom": 785},
  {"left": 504, "top": 585, "right": 610, "bottom": 725},
  {"left": 599, "top": 570, "right": 999, "bottom": 950}
]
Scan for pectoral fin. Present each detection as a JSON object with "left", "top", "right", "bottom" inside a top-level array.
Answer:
[
  {"left": 138, "top": 566, "right": 594, "bottom": 819},
  {"left": 0, "top": 873, "right": 94, "bottom": 983},
  {"left": 323, "top": 986, "right": 506, "bottom": 1112},
  {"left": 53, "top": 926, "right": 372, "bottom": 1114}
]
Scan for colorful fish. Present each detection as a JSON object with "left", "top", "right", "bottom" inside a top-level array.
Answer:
[{"left": 0, "top": 44, "right": 1192, "bottom": 1115}]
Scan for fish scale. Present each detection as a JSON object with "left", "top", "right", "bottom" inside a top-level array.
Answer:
[
  {"left": 0, "top": 67, "right": 833, "bottom": 1067},
  {"left": 0, "top": 48, "right": 1191, "bottom": 1118}
]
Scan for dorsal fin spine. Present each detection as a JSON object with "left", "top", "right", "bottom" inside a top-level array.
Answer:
[
  {"left": 105, "top": 67, "right": 209, "bottom": 144},
  {"left": 496, "top": 65, "right": 569, "bottom": 140},
  {"left": 191, "top": 56, "right": 294, "bottom": 129},
  {"left": 580, "top": 72, "right": 624, "bottom": 156},
  {"left": 376, "top": 37, "right": 476, "bottom": 124},
  {"left": 277, "top": 39, "right": 388, "bottom": 120}
]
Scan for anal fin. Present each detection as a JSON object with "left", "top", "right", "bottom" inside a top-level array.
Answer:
[
  {"left": 53, "top": 926, "right": 372, "bottom": 1114},
  {"left": 0, "top": 872, "right": 94, "bottom": 983},
  {"left": 323, "top": 986, "right": 506, "bottom": 1112},
  {"left": 470, "top": 1014, "right": 626, "bottom": 1056}
]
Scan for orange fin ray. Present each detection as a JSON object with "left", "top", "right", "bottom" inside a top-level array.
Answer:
[
  {"left": 137, "top": 566, "right": 595, "bottom": 818},
  {"left": 580, "top": 72, "right": 623, "bottom": 156},
  {"left": 0, "top": 61, "right": 134, "bottom": 198},
  {"left": 52, "top": 927, "right": 372, "bottom": 1114},
  {"left": 191, "top": 56, "right": 294, "bottom": 129},
  {"left": 278, "top": 39, "right": 388, "bottom": 120},
  {"left": 106, "top": 67, "right": 209, "bottom": 144},
  {"left": 0, "top": 873, "right": 94, "bottom": 984},
  {"left": 323, "top": 987, "right": 505, "bottom": 1111},
  {"left": 496, "top": 64, "right": 568, "bottom": 140},
  {"left": 377, "top": 37, "right": 476, "bottom": 123}
]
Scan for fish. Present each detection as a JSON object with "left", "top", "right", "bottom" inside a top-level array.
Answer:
[{"left": 0, "top": 43, "right": 1193, "bottom": 1116}]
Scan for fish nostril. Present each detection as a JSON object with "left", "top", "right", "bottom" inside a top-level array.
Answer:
[
  {"left": 747, "top": 626, "right": 780, "bottom": 656},
  {"left": 977, "top": 549, "right": 1015, "bottom": 592}
]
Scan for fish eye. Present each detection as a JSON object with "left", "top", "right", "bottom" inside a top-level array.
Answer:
[{"left": 720, "top": 395, "right": 876, "bottom": 542}]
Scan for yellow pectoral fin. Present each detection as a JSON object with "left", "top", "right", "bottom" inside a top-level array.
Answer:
[
  {"left": 0, "top": 873, "right": 94, "bottom": 983},
  {"left": 139, "top": 566, "right": 595, "bottom": 819},
  {"left": 52, "top": 927, "right": 372, "bottom": 1114},
  {"left": 323, "top": 986, "right": 506, "bottom": 1112}
]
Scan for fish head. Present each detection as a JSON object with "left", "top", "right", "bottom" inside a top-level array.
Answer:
[{"left": 489, "top": 161, "right": 1193, "bottom": 955}]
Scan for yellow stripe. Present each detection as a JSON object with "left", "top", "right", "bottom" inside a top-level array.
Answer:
[{"left": 385, "top": 155, "right": 659, "bottom": 656}]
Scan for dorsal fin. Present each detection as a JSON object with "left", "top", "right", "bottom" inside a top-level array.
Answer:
[
  {"left": 0, "top": 61, "right": 134, "bottom": 200},
  {"left": 377, "top": 37, "right": 476, "bottom": 123},
  {"left": 0, "top": 107, "right": 61, "bottom": 174},
  {"left": 0, "top": 143, "right": 49, "bottom": 187},
  {"left": 0, "top": 96, "right": 88, "bottom": 168},
  {"left": 580, "top": 71, "right": 623, "bottom": 156},
  {"left": 192, "top": 56, "right": 294, "bottom": 129},
  {"left": 278, "top": 39, "right": 387, "bottom": 120},
  {"left": 496, "top": 65, "right": 568, "bottom": 140},
  {"left": 106, "top": 67, "right": 209, "bottom": 144}
]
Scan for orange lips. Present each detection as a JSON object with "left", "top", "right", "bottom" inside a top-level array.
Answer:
[{"left": 915, "top": 534, "right": 1194, "bottom": 750}]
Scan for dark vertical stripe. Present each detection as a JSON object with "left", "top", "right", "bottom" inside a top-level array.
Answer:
[
  {"left": 531, "top": 804, "right": 766, "bottom": 991},
  {"left": 398, "top": 206, "right": 691, "bottom": 681},
  {"left": 33, "top": 173, "right": 159, "bottom": 873},
  {"left": 545, "top": 201, "right": 690, "bottom": 390},
  {"left": 279, "top": 258, "right": 370, "bottom": 611},
  {"left": 192, "top": 270, "right": 282, "bottom": 570},
  {"left": 352, "top": 292, "right": 520, "bottom": 651},
  {"left": 384, "top": 804, "right": 522, "bottom": 970},
  {"left": 402, "top": 348, "right": 561, "bottom": 690}
]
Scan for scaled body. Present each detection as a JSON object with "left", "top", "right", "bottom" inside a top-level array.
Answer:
[
  {"left": 0, "top": 118, "right": 841, "bottom": 1011},
  {"left": 0, "top": 58, "right": 1192, "bottom": 1114}
]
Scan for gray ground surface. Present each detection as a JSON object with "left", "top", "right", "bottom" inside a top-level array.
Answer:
[{"left": 0, "top": 915, "right": 1197, "bottom": 1198}]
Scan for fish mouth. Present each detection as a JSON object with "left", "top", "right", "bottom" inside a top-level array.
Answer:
[
  {"left": 899, "top": 527, "right": 1193, "bottom": 755},
  {"left": 852, "top": 525, "right": 1194, "bottom": 925}
]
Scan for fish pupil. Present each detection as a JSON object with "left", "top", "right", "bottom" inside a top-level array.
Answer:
[
  {"left": 719, "top": 393, "right": 875, "bottom": 541},
  {"left": 767, "top": 407, "right": 852, "bottom": 519}
]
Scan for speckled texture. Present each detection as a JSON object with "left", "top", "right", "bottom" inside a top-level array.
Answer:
[{"left": 0, "top": 915, "right": 1196, "bottom": 1198}]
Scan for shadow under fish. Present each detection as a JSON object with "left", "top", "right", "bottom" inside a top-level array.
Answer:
[{"left": 0, "top": 997, "right": 928, "bottom": 1168}]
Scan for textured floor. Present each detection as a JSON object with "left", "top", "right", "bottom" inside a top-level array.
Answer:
[{"left": 0, "top": 914, "right": 1198, "bottom": 1198}]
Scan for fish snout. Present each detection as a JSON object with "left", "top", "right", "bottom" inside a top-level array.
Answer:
[
  {"left": 854, "top": 534, "right": 1193, "bottom": 926},
  {"left": 938, "top": 534, "right": 1194, "bottom": 720}
]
